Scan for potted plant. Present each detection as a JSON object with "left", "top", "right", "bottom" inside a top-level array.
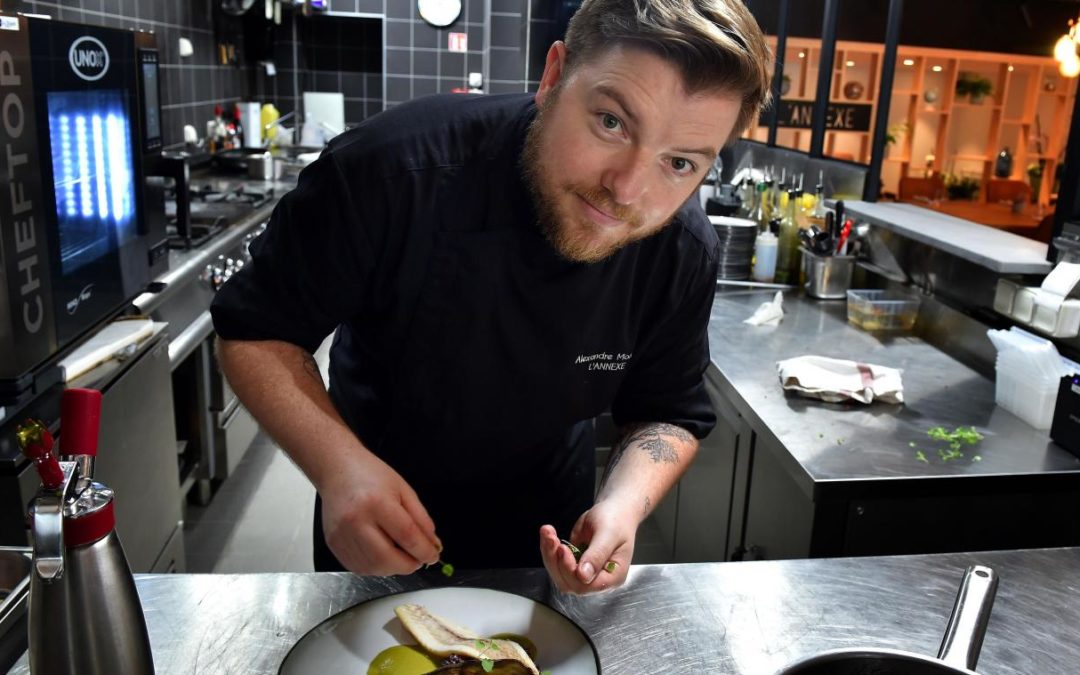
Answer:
[
  {"left": 969, "top": 76, "right": 993, "bottom": 104},
  {"left": 944, "top": 174, "right": 980, "bottom": 201},
  {"left": 884, "top": 122, "right": 909, "bottom": 156},
  {"left": 954, "top": 73, "right": 993, "bottom": 103}
]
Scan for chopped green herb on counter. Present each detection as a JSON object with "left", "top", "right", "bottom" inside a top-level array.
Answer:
[
  {"left": 913, "top": 426, "right": 985, "bottom": 463},
  {"left": 927, "top": 425, "right": 983, "bottom": 451},
  {"left": 836, "top": 438, "right": 845, "bottom": 446},
  {"left": 938, "top": 447, "right": 964, "bottom": 462}
]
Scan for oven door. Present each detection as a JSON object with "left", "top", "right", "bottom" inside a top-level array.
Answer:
[{"left": 30, "top": 20, "right": 148, "bottom": 347}]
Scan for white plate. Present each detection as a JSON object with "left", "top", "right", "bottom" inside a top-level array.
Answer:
[{"left": 279, "top": 586, "right": 601, "bottom": 674}]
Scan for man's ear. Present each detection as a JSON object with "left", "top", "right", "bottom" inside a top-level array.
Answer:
[{"left": 535, "top": 41, "right": 568, "bottom": 108}]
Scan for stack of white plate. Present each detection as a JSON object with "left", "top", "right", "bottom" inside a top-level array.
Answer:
[{"left": 708, "top": 215, "right": 758, "bottom": 280}]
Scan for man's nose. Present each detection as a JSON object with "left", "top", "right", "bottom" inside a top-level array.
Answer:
[{"left": 600, "top": 149, "right": 650, "bottom": 206}]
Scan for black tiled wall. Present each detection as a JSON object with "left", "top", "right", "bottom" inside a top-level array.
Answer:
[
  {"left": 528, "top": 0, "right": 562, "bottom": 91},
  {"left": 378, "top": 0, "right": 486, "bottom": 106},
  {"left": 258, "top": 7, "right": 384, "bottom": 127},
  {"left": 2, "top": 0, "right": 552, "bottom": 139},
  {"left": 3, "top": 0, "right": 252, "bottom": 148}
]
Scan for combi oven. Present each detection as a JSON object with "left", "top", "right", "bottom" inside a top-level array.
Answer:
[{"left": 0, "top": 15, "right": 167, "bottom": 403}]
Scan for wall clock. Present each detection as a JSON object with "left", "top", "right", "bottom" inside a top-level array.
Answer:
[{"left": 418, "top": 0, "right": 462, "bottom": 27}]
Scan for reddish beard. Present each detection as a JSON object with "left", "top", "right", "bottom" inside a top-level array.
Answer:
[{"left": 521, "top": 99, "right": 662, "bottom": 264}]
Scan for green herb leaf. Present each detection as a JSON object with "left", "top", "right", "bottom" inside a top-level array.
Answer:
[
  {"left": 441, "top": 561, "right": 454, "bottom": 577},
  {"left": 604, "top": 561, "right": 618, "bottom": 574},
  {"left": 560, "top": 539, "right": 584, "bottom": 561},
  {"left": 836, "top": 438, "right": 844, "bottom": 445},
  {"left": 973, "top": 455, "right": 982, "bottom": 462},
  {"left": 475, "top": 639, "right": 487, "bottom": 651},
  {"left": 481, "top": 658, "right": 495, "bottom": 672},
  {"left": 915, "top": 450, "right": 928, "bottom": 463},
  {"left": 908, "top": 442, "right": 917, "bottom": 448}
]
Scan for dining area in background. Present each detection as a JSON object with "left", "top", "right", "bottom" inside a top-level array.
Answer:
[{"left": 895, "top": 174, "right": 1052, "bottom": 239}]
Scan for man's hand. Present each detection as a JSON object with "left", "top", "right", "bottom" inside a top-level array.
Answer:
[
  {"left": 216, "top": 338, "right": 442, "bottom": 577},
  {"left": 321, "top": 451, "right": 443, "bottom": 577},
  {"left": 539, "top": 421, "right": 700, "bottom": 594},
  {"left": 538, "top": 498, "right": 636, "bottom": 594}
]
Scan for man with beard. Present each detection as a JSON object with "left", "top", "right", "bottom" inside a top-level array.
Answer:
[{"left": 211, "top": 0, "right": 772, "bottom": 593}]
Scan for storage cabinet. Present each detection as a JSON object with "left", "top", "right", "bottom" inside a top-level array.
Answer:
[
  {"left": 647, "top": 370, "right": 752, "bottom": 563},
  {"left": 666, "top": 368, "right": 1080, "bottom": 563}
]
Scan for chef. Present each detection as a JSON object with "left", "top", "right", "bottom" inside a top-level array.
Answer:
[{"left": 210, "top": 0, "right": 772, "bottom": 594}]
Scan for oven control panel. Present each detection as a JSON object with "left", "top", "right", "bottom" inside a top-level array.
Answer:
[{"left": 201, "top": 222, "right": 267, "bottom": 291}]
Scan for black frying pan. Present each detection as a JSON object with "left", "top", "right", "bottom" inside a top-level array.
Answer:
[{"left": 775, "top": 565, "right": 998, "bottom": 675}]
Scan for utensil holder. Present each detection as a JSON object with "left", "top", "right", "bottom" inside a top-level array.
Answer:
[{"left": 803, "top": 249, "right": 855, "bottom": 300}]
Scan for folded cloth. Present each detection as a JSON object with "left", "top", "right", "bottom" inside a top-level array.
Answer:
[
  {"left": 744, "top": 291, "right": 784, "bottom": 326},
  {"left": 777, "top": 355, "right": 904, "bottom": 404}
]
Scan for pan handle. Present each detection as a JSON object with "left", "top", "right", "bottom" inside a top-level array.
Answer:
[{"left": 937, "top": 565, "right": 999, "bottom": 670}]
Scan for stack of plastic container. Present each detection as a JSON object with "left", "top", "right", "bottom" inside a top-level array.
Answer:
[{"left": 987, "top": 327, "right": 1074, "bottom": 429}]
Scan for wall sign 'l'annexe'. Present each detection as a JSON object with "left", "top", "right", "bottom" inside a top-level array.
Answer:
[{"left": 776, "top": 100, "right": 873, "bottom": 132}]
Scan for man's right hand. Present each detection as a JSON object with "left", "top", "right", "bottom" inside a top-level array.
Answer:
[
  {"left": 320, "top": 451, "right": 442, "bottom": 576},
  {"left": 214, "top": 338, "right": 440, "bottom": 577}
]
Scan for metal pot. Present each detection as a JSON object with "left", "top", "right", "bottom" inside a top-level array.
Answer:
[
  {"left": 247, "top": 152, "right": 285, "bottom": 181},
  {"left": 775, "top": 565, "right": 998, "bottom": 675}
]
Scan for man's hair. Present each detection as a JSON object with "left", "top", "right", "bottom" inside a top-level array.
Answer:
[{"left": 563, "top": 0, "right": 773, "bottom": 143}]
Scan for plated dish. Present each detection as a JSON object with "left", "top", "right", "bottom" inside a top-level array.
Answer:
[{"left": 278, "top": 586, "right": 601, "bottom": 675}]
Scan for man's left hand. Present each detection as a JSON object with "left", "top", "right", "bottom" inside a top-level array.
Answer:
[{"left": 539, "top": 499, "right": 636, "bottom": 594}]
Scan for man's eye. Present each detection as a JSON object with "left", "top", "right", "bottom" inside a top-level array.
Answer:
[
  {"left": 671, "top": 157, "right": 695, "bottom": 174},
  {"left": 600, "top": 113, "right": 621, "bottom": 131}
]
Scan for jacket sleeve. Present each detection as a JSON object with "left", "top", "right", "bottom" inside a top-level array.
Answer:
[
  {"left": 609, "top": 239, "right": 718, "bottom": 439},
  {"left": 210, "top": 150, "right": 379, "bottom": 354}
]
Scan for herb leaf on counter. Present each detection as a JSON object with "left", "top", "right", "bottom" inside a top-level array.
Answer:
[{"left": 914, "top": 426, "right": 985, "bottom": 463}]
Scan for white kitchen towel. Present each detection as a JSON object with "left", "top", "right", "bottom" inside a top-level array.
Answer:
[
  {"left": 58, "top": 319, "right": 166, "bottom": 382},
  {"left": 777, "top": 355, "right": 904, "bottom": 404},
  {"left": 744, "top": 291, "right": 784, "bottom": 326}
]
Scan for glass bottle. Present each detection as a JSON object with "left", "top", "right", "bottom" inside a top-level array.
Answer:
[
  {"left": 750, "top": 181, "right": 769, "bottom": 233},
  {"left": 737, "top": 178, "right": 756, "bottom": 219},
  {"left": 763, "top": 170, "right": 775, "bottom": 223},
  {"left": 775, "top": 188, "right": 802, "bottom": 285},
  {"left": 807, "top": 178, "right": 828, "bottom": 231}
]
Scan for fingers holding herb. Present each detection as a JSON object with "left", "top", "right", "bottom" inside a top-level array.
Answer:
[
  {"left": 560, "top": 539, "right": 583, "bottom": 561},
  {"left": 538, "top": 525, "right": 581, "bottom": 594}
]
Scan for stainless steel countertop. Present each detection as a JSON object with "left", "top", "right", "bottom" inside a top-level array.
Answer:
[
  {"left": 9, "top": 548, "right": 1080, "bottom": 674},
  {"left": 707, "top": 290, "right": 1080, "bottom": 500},
  {"left": 841, "top": 201, "right": 1052, "bottom": 275}
]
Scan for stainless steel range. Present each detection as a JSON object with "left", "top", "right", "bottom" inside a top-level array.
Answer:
[{"left": 135, "top": 170, "right": 284, "bottom": 503}]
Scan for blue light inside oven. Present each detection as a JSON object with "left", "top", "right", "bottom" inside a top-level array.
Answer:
[{"left": 48, "top": 90, "right": 136, "bottom": 275}]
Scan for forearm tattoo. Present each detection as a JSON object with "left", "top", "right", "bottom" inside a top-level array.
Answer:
[
  {"left": 603, "top": 422, "right": 692, "bottom": 483},
  {"left": 622, "top": 423, "right": 691, "bottom": 464}
]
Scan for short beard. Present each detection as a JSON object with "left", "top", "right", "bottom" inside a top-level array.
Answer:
[{"left": 520, "top": 90, "right": 666, "bottom": 264}]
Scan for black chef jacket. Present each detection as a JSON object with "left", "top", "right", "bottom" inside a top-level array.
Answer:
[{"left": 210, "top": 93, "right": 719, "bottom": 570}]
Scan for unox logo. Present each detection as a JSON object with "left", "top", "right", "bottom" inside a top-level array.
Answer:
[
  {"left": 66, "top": 285, "right": 94, "bottom": 315},
  {"left": 68, "top": 36, "right": 109, "bottom": 81}
]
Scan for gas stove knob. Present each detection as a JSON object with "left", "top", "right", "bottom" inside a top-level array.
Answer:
[{"left": 201, "top": 264, "right": 220, "bottom": 290}]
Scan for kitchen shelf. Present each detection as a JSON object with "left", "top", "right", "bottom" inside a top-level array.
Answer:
[{"left": 751, "top": 38, "right": 1075, "bottom": 186}]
